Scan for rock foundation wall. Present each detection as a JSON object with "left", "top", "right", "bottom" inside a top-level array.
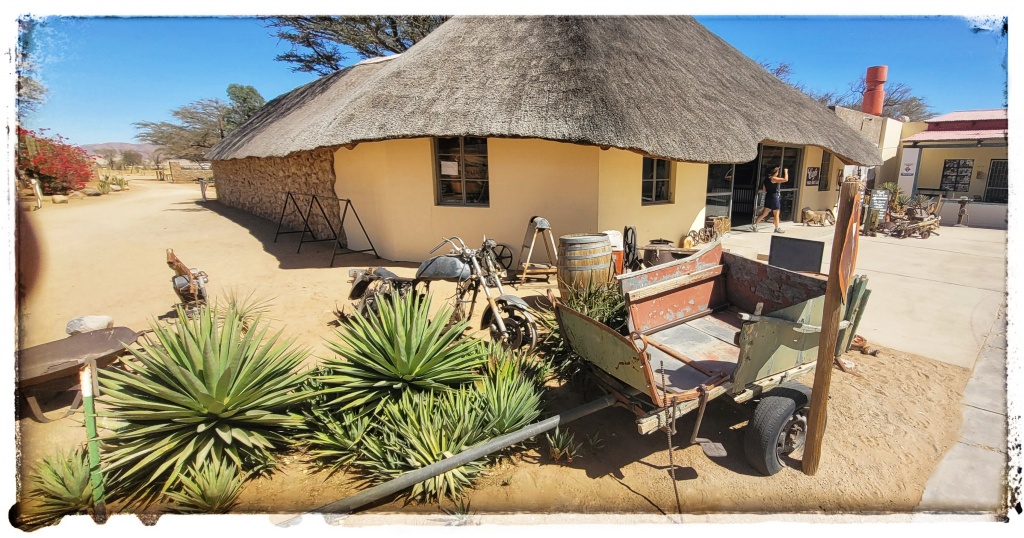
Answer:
[
  {"left": 168, "top": 161, "right": 214, "bottom": 183},
  {"left": 211, "top": 148, "right": 345, "bottom": 244}
]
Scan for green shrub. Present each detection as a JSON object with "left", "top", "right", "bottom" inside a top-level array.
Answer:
[
  {"left": 478, "top": 347, "right": 543, "bottom": 436},
  {"left": 98, "top": 302, "right": 310, "bottom": 507},
  {"left": 16, "top": 447, "right": 93, "bottom": 531},
  {"left": 166, "top": 453, "right": 245, "bottom": 514},
  {"left": 357, "top": 390, "right": 492, "bottom": 503},
  {"left": 320, "top": 292, "right": 487, "bottom": 412},
  {"left": 303, "top": 408, "right": 372, "bottom": 476}
]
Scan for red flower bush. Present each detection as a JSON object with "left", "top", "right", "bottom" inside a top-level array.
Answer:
[{"left": 17, "top": 127, "right": 94, "bottom": 194}]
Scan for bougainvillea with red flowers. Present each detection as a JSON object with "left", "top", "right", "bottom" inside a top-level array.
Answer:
[{"left": 17, "top": 127, "right": 94, "bottom": 194}]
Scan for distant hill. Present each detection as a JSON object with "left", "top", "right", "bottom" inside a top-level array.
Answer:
[{"left": 82, "top": 142, "right": 161, "bottom": 159}]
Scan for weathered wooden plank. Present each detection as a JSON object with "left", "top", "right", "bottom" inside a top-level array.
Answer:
[
  {"left": 722, "top": 251, "right": 828, "bottom": 315},
  {"left": 626, "top": 279, "right": 727, "bottom": 333},
  {"left": 646, "top": 346, "right": 710, "bottom": 394},
  {"left": 686, "top": 312, "right": 742, "bottom": 346},
  {"left": 729, "top": 296, "right": 825, "bottom": 394},
  {"left": 555, "top": 304, "right": 650, "bottom": 397},
  {"left": 650, "top": 323, "right": 741, "bottom": 366},
  {"left": 617, "top": 242, "right": 722, "bottom": 293},
  {"left": 636, "top": 383, "right": 731, "bottom": 435},
  {"left": 729, "top": 361, "right": 818, "bottom": 404},
  {"left": 625, "top": 265, "right": 724, "bottom": 302}
]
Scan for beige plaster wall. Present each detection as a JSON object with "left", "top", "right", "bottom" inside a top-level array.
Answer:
[
  {"left": 914, "top": 146, "right": 1008, "bottom": 199},
  {"left": 877, "top": 118, "right": 906, "bottom": 185},
  {"left": 796, "top": 146, "right": 841, "bottom": 215},
  {"left": 596, "top": 149, "right": 707, "bottom": 246},
  {"left": 334, "top": 138, "right": 600, "bottom": 263}
]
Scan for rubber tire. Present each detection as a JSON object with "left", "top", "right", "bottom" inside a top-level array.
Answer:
[{"left": 744, "top": 381, "right": 812, "bottom": 476}]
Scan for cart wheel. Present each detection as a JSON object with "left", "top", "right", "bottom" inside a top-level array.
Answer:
[
  {"left": 920, "top": 230, "right": 931, "bottom": 239},
  {"left": 492, "top": 243, "right": 515, "bottom": 271},
  {"left": 744, "top": 381, "right": 812, "bottom": 476}
]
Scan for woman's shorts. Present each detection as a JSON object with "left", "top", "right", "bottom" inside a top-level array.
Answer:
[{"left": 766, "top": 192, "right": 781, "bottom": 210}]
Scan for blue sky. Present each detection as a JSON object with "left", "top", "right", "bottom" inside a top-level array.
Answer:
[{"left": 16, "top": 13, "right": 1009, "bottom": 147}]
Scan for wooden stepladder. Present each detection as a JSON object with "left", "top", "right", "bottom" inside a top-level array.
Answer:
[{"left": 518, "top": 216, "right": 559, "bottom": 285}]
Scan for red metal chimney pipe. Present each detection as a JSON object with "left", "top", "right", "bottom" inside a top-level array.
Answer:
[{"left": 862, "top": 65, "right": 888, "bottom": 116}]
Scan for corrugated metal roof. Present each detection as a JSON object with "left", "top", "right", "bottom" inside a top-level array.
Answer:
[
  {"left": 927, "top": 109, "right": 1007, "bottom": 123},
  {"left": 902, "top": 129, "right": 1007, "bottom": 142}
]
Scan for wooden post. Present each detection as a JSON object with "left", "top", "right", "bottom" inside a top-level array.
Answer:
[{"left": 803, "top": 180, "right": 861, "bottom": 476}]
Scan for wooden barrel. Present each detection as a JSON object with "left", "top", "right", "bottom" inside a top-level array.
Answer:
[{"left": 557, "top": 234, "right": 613, "bottom": 294}]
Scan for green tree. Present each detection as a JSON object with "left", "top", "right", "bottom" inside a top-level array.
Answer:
[
  {"left": 223, "top": 84, "right": 266, "bottom": 132},
  {"left": 121, "top": 149, "right": 143, "bottom": 171},
  {"left": 134, "top": 98, "right": 229, "bottom": 162},
  {"left": 97, "top": 148, "right": 119, "bottom": 169},
  {"left": 264, "top": 16, "right": 450, "bottom": 75},
  {"left": 17, "top": 17, "right": 49, "bottom": 120}
]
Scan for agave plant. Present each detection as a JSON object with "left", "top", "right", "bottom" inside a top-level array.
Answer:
[
  {"left": 16, "top": 447, "right": 93, "bottom": 531},
  {"left": 532, "top": 281, "right": 626, "bottom": 382},
  {"left": 546, "top": 427, "right": 582, "bottom": 463},
  {"left": 303, "top": 408, "right": 372, "bottom": 476},
  {"left": 166, "top": 453, "right": 246, "bottom": 514},
  {"left": 320, "top": 292, "right": 487, "bottom": 412},
  {"left": 877, "top": 181, "right": 903, "bottom": 198},
  {"left": 479, "top": 349, "right": 543, "bottom": 436},
  {"left": 98, "top": 302, "right": 310, "bottom": 507},
  {"left": 893, "top": 193, "right": 913, "bottom": 214},
  {"left": 483, "top": 341, "right": 551, "bottom": 389},
  {"left": 218, "top": 289, "right": 274, "bottom": 333},
  {"left": 357, "top": 390, "right": 491, "bottom": 503}
]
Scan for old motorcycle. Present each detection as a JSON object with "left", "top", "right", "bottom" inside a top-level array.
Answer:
[{"left": 347, "top": 236, "right": 537, "bottom": 350}]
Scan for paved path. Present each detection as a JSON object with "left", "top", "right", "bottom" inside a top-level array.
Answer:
[{"left": 723, "top": 220, "right": 1013, "bottom": 517}]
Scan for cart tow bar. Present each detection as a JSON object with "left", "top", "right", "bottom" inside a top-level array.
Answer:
[{"left": 690, "top": 385, "right": 727, "bottom": 458}]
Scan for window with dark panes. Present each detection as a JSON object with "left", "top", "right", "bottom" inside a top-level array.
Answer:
[
  {"left": 818, "top": 150, "right": 832, "bottom": 191},
  {"left": 436, "top": 136, "right": 489, "bottom": 206},
  {"left": 940, "top": 159, "right": 973, "bottom": 192},
  {"left": 705, "top": 163, "right": 733, "bottom": 219},
  {"left": 642, "top": 157, "right": 671, "bottom": 204}
]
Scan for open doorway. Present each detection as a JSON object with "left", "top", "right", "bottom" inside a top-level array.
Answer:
[{"left": 715, "top": 143, "right": 804, "bottom": 228}]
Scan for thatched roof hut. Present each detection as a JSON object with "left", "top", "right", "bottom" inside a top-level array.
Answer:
[{"left": 207, "top": 16, "right": 882, "bottom": 166}]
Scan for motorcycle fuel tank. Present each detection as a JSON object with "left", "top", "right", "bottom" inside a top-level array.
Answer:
[{"left": 415, "top": 255, "right": 472, "bottom": 282}]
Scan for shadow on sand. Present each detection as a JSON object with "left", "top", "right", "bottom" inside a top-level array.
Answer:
[{"left": 195, "top": 200, "right": 390, "bottom": 271}]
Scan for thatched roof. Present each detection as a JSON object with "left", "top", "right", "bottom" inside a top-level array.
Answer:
[{"left": 208, "top": 16, "right": 882, "bottom": 166}]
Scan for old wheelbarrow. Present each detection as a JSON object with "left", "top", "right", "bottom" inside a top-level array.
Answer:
[{"left": 16, "top": 327, "right": 150, "bottom": 422}]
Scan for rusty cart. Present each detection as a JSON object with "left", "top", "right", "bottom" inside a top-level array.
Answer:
[{"left": 555, "top": 241, "right": 861, "bottom": 475}]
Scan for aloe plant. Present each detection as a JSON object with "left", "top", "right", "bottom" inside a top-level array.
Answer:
[
  {"left": 479, "top": 349, "right": 543, "bottom": 436},
  {"left": 357, "top": 390, "right": 491, "bottom": 503},
  {"left": 320, "top": 292, "right": 487, "bottom": 412},
  {"left": 303, "top": 409, "right": 372, "bottom": 476},
  {"left": 546, "top": 427, "right": 582, "bottom": 463},
  {"left": 532, "top": 281, "right": 626, "bottom": 382},
  {"left": 16, "top": 447, "right": 93, "bottom": 531},
  {"left": 98, "top": 302, "right": 310, "bottom": 507},
  {"left": 166, "top": 453, "right": 246, "bottom": 514}
]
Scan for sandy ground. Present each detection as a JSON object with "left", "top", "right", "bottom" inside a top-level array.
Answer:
[{"left": 11, "top": 180, "right": 971, "bottom": 519}]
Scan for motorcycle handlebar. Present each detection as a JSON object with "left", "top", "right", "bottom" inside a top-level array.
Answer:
[{"left": 429, "top": 236, "right": 469, "bottom": 255}]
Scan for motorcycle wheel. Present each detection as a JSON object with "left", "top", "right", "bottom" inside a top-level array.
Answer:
[{"left": 491, "top": 306, "right": 538, "bottom": 350}]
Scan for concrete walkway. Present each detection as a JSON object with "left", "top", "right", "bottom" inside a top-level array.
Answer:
[{"left": 721, "top": 219, "right": 1012, "bottom": 517}]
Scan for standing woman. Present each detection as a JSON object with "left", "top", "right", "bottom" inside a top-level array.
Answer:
[{"left": 751, "top": 166, "right": 788, "bottom": 233}]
